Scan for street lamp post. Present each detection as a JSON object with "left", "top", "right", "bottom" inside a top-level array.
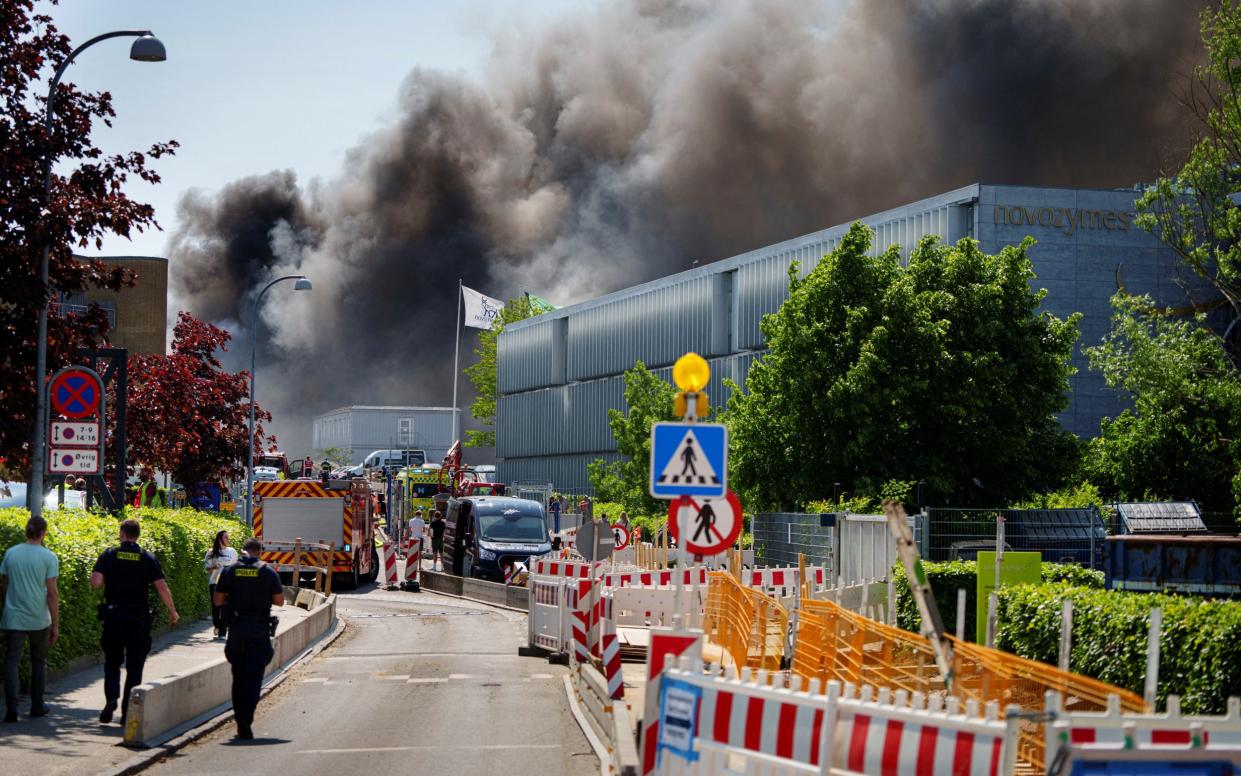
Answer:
[
  {"left": 246, "top": 275, "right": 312, "bottom": 526},
  {"left": 30, "top": 31, "right": 166, "bottom": 518}
]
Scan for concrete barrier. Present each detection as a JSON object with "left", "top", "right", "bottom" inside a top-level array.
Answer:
[
  {"left": 422, "top": 570, "right": 530, "bottom": 611},
  {"left": 123, "top": 590, "right": 337, "bottom": 747}
]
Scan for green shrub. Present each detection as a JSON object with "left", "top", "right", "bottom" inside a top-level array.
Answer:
[
  {"left": 0, "top": 506, "right": 249, "bottom": 672},
  {"left": 893, "top": 560, "right": 1104, "bottom": 638},
  {"left": 996, "top": 584, "right": 1241, "bottom": 714}
]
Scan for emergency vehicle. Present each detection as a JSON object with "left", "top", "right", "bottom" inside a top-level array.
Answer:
[
  {"left": 252, "top": 478, "right": 379, "bottom": 589},
  {"left": 397, "top": 467, "right": 442, "bottom": 514},
  {"left": 439, "top": 441, "right": 507, "bottom": 498}
]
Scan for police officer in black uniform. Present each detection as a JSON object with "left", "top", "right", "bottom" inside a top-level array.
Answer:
[
  {"left": 90, "top": 518, "right": 180, "bottom": 724},
  {"left": 214, "top": 538, "right": 284, "bottom": 740}
]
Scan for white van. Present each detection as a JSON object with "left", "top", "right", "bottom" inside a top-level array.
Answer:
[{"left": 362, "top": 449, "right": 427, "bottom": 471}]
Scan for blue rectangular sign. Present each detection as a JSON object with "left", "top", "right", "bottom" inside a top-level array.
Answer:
[{"left": 649, "top": 422, "right": 727, "bottom": 498}]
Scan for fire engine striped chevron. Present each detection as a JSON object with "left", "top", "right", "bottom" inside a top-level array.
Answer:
[{"left": 602, "top": 633, "right": 623, "bottom": 699}]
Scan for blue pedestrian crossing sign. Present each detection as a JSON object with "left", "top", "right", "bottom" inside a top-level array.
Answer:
[{"left": 649, "top": 422, "right": 727, "bottom": 499}]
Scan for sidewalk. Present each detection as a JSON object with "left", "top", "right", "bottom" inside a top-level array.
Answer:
[{"left": 0, "top": 605, "right": 315, "bottom": 776}]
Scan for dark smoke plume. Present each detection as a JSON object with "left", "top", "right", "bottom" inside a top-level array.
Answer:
[{"left": 167, "top": 0, "right": 1206, "bottom": 453}]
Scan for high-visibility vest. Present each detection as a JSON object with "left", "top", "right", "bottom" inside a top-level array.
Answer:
[{"left": 136, "top": 481, "right": 163, "bottom": 507}]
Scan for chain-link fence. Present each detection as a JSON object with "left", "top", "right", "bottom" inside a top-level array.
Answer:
[
  {"left": 752, "top": 512, "right": 834, "bottom": 568},
  {"left": 924, "top": 507, "right": 1106, "bottom": 568},
  {"left": 1199, "top": 511, "right": 1240, "bottom": 535}
]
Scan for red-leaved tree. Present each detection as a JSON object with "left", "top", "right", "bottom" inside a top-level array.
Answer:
[
  {"left": 0, "top": 1, "right": 177, "bottom": 476},
  {"left": 125, "top": 312, "right": 274, "bottom": 487}
]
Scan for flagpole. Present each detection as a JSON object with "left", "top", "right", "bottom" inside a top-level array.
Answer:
[{"left": 451, "top": 278, "right": 462, "bottom": 447}]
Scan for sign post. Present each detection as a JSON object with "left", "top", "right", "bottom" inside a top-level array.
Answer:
[{"left": 46, "top": 366, "right": 105, "bottom": 482}]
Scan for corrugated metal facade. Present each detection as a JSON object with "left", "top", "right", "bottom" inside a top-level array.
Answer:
[
  {"left": 497, "top": 183, "right": 1189, "bottom": 494},
  {"left": 311, "top": 406, "right": 458, "bottom": 465},
  {"left": 496, "top": 185, "right": 981, "bottom": 493}
]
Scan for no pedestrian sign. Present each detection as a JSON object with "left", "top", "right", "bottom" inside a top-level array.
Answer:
[
  {"left": 649, "top": 422, "right": 728, "bottom": 498},
  {"left": 668, "top": 490, "right": 743, "bottom": 555}
]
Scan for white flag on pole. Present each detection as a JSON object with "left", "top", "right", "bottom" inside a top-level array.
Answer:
[{"left": 461, "top": 285, "right": 504, "bottom": 329}]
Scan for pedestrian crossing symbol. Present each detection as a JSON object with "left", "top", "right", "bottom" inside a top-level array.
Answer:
[{"left": 649, "top": 422, "right": 728, "bottom": 498}]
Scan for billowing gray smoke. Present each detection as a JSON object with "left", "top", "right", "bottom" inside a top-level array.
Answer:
[{"left": 167, "top": 0, "right": 1206, "bottom": 453}]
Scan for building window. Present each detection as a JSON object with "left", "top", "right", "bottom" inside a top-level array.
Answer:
[{"left": 398, "top": 417, "right": 414, "bottom": 446}]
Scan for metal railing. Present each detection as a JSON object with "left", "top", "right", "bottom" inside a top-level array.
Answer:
[{"left": 1199, "top": 511, "right": 1240, "bottom": 535}]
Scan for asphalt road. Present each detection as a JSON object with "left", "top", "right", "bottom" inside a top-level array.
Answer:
[{"left": 145, "top": 583, "right": 598, "bottom": 776}]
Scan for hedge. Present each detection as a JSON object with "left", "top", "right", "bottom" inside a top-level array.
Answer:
[
  {"left": 893, "top": 560, "right": 1104, "bottom": 638},
  {"left": 0, "top": 506, "right": 250, "bottom": 672},
  {"left": 996, "top": 584, "right": 1241, "bottom": 714}
]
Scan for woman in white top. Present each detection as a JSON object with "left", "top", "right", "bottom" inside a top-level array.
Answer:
[{"left": 204, "top": 530, "right": 238, "bottom": 639}]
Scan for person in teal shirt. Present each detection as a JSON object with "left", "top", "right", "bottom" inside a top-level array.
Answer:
[{"left": 0, "top": 515, "right": 60, "bottom": 723}]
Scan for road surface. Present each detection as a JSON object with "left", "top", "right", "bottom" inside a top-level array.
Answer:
[{"left": 145, "top": 583, "right": 598, "bottom": 776}]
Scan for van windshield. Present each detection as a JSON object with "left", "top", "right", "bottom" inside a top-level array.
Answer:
[{"left": 477, "top": 510, "right": 545, "bottom": 543}]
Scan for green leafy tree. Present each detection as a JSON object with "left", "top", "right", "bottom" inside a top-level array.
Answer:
[
  {"left": 463, "top": 295, "right": 539, "bottom": 447},
  {"left": 723, "top": 222, "right": 1081, "bottom": 510},
  {"left": 1085, "top": 295, "right": 1241, "bottom": 510},
  {"left": 587, "top": 361, "right": 676, "bottom": 516},
  {"left": 1134, "top": 1, "right": 1241, "bottom": 322},
  {"left": 317, "top": 446, "right": 352, "bottom": 468}
]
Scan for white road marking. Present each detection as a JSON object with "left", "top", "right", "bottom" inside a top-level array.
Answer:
[
  {"left": 301, "top": 677, "right": 328, "bottom": 683},
  {"left": 448, "top": 673, "right": 473, "bottom": 679},
  {"left": 377, "top": 674, "right": 410, "bottom": 680},
  {"left": 530, "top": 673, "right": 553, "bottom": 679},
  {"left": 298, "top": 744, "right": 563, "bottom": 754},
  {"left": 406, "top": 677, "right": 448, "bottom": 684}
]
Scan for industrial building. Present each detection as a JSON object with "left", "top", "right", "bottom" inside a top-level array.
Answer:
[
  {"left": 310, "top": 405, "right": 458, "bottom": 466},
  {"left": 66, "top": 255, "right": 169, "bottom": 355},
  {"left": 496, "top": 183, "right": 1206, "bottom": 494}
]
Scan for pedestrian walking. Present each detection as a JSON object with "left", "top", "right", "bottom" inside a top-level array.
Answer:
[
  {"left": 429, "top": 510, "right": 446, "bottom": 571},
  {"left": 90, "top": 518, "right": 179, "bottom": 725},
  {"left": 204, "top": 530, "right": 238, "bottom": 640},
  {"left": 213, "top": 538, "right": 283, "bottom": 740},
  {"left": 1, "top": 516, "right": 59, "bottom": 722}
]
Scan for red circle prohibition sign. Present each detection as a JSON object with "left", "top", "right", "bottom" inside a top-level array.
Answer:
[{"left": 50, "top": 368, "right": 102, "bottom": 420}]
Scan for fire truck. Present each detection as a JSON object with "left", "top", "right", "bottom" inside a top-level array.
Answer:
[{"left": 252, "top": 478, "right": 379, "bottom": 589}]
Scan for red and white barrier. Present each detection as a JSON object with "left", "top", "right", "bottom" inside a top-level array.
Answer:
[
  {"left": 382, "top": 541, "right": 399, "bottom": 588},
  {"left": 532, "top": 558, "right": 600, "bottom": 578},
  {"left": 503, "top": 563, "right": 515, "bottom": 586},
  {"left": 403, "top": 539, "right": 421, "bottom": 588},
  {"left": 572, "top": 609, "right": 591, "bottom": 664},
  {"left": 528, "top": 576, "right": 570, "bottom": 654},
  {"left": 602, "top": 631, "right": 624, "bottom": 700},
  {"left": 1045, "top": 691, "right": 1241, "bottom": 758},
  {"left": 652, "top": 665, "right": 1019, "bottom": 776},
  {"left": 604, "top": 568, "right": 709, "bottom": 588}
]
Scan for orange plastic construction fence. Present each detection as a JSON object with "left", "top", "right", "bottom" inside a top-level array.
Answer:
[
  {"left": 791, "top": 597, "right": 1146, "bottom": 773},
  {"left": 704, "top": 572, "right": 786, "bottom": 671}
]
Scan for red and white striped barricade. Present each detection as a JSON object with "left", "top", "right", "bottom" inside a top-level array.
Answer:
[
  {"left": 402, "top": 539, "right": 421, "bottom": 590},
  {"left": 642, "top": 629, "right": 704, "bottom": 775},
  {"left": 601, "top": 622, "right": 624, "bottom": 699},
  {"left": 1045, "top": 691, "right": 1241, "bottom": 760},
  {"left": 382, "top": 541, "right": 399, "bottom": 589},
  {"left": 603, "top": 567, "right": 709, "bottom": 588},
  {"left": 653, "top": 664, "right": 1018, "bottom": 776},
  {"left": 745, "top": 566, "right": 828, "bottom": 599},
  {"left": 527, "top": 575, "right": 569, "bottom": 655},
  {"left": 609, "top": 582, "right": 707, "bottom": 629}
]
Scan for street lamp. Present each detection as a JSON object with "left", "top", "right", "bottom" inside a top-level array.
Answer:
[
  {"left": 30, "top": 31, "right": 166, "bottom": 517},
  {"left": 246, "top": 275, "right": 313, "bottom": 526}
]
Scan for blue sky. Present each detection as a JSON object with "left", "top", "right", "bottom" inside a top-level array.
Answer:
[{"left": 44, "top": 0, "right": 582, "bottom": 258}]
